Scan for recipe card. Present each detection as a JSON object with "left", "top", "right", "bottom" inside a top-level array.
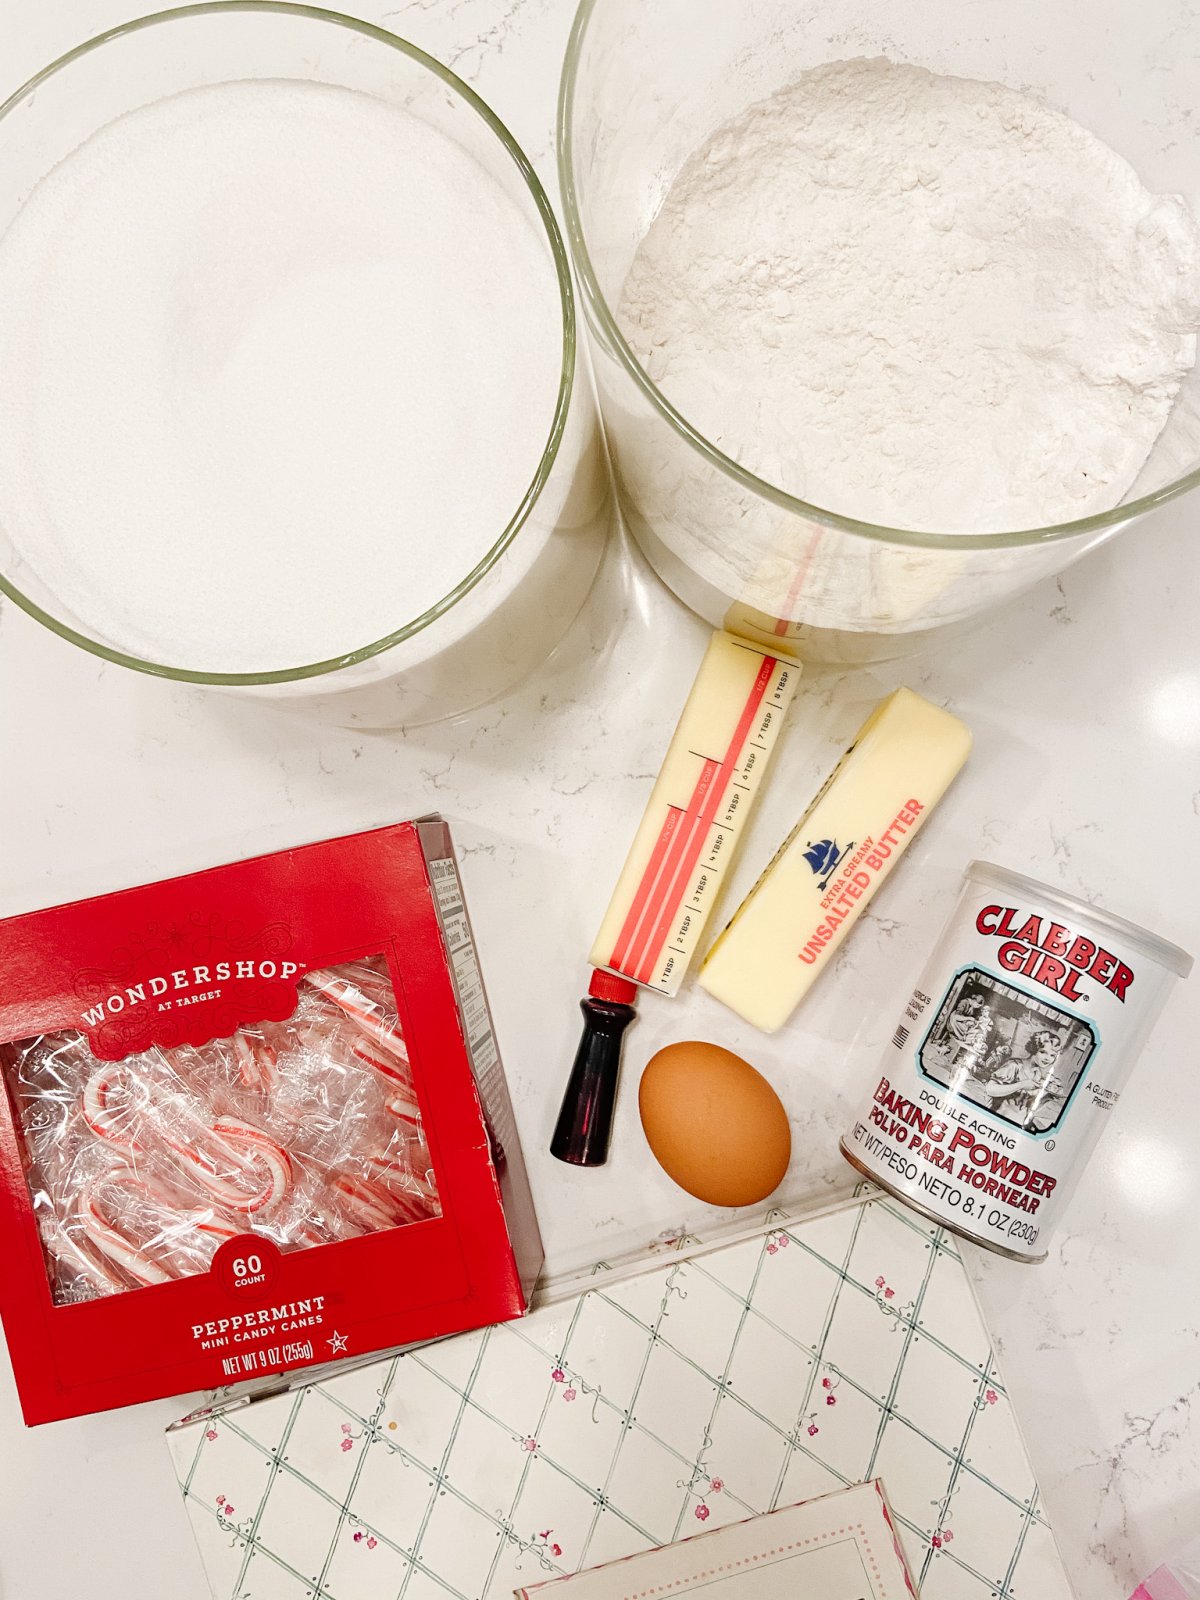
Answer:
[{"left": 514, "top": 1480, "right": 917, "bottom": 1599}]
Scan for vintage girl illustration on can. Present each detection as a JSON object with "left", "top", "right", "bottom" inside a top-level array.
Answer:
[{"left": 921, "top": 969, "right": 1093, "bottom": 1135}]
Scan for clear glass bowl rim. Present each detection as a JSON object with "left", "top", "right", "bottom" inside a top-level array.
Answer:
[
  {"left": 556, "top": 0, "right": 1200, "bottom": 553},
  {"left": 0, "top": 0, "right": 578, "bottom": 685}
]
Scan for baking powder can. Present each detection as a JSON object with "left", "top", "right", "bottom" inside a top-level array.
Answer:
[{"left": 841, "top": 861, "right": 1192, "bottom": 1262}]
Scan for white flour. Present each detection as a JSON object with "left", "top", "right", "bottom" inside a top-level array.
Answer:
[
  {"left": 0, "top": 81, "right": 564, "bottom": 673},
  {"left": 619, "top": 57, "right": 1200, "bottom": 535}
]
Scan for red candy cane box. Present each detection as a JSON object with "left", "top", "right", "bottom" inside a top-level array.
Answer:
[{"left": 0, "top": 817, "right": 542, "bottom": 1425}]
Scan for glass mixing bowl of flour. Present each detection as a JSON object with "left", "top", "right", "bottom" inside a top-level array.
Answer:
[
  {"left": 560, "top": 0, "right": 1200, "bottom": 661},
  {"left": 0, "top": 4, "right": 610, "bottom": 724}
]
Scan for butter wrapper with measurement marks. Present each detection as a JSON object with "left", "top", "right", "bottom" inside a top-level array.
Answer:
[{"left": 591, "top": 631, "right": 799, "bottom": 998}]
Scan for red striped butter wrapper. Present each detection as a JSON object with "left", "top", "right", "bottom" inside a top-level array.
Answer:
[{"left": 589, "top": 632, "right": 799, "bottom": 997}]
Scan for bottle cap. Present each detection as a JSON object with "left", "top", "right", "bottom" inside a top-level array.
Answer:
[{"left": 588, "top": 969, "right": 639, "bottom": 1005}]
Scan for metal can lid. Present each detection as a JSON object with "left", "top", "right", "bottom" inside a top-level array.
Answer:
[{"left": 965, "top": 860, "right": 1193, "bottom": 980}]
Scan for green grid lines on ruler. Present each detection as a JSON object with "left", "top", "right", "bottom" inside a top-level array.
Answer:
[{"left": 170, "top": 1194, "right": 1074, "bottom": 1600}]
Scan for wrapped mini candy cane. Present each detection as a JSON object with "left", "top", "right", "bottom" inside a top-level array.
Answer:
[
  {"left": 305, "top": 965, "right": 410, "bottom": 1066},
  {"left": 349, "top": 1041, "right": 422, "bottom": 1125},
  {"left": 308, "top": 965, "right": 430, "bottom": 1146},
  {"left": 252, "top": 982, "right": 395, "bottom": 1150},
  {"left": 80, "top": 1057, "right": 293, "bottom": 1215},
  {"left": 1, "top": 954, "right": 441, "bottom": 1306},
  {"left": 329, "top": 1171, "right": 422, "bottom": 1232},
  {"left": 168, "top": 1117, "right": 293, "bottom": 1215},
  {"left": 42, "top": 1206, "right": 133, "bottom": 1302},
  {"left": 328, "top": 1145, "right": 440, "bottom": 1231},
  {"left": 232, "top": 1030, "right": 277, "bottom": 1095},
  {"left": 77, "top": 1166, "right": 239, "bottom": 1289}
]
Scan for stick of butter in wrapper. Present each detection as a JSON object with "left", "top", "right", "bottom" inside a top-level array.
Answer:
[
  {"left": 553, "top": 631, "right": 800, "bottom": 1167},
  {"left": 699, "top": 688, "right": 971, "bottom": 1033},
  {"left": 590, "top": 632, "right": 800, "bottom": 997}
]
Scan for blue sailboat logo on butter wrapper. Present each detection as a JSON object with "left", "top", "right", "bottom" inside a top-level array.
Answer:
[{"left": 803, "top": 838, "right": 854, "bottom": 891}]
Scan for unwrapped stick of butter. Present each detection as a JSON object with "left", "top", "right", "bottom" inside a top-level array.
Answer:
[{"left": 699, "top": 688, "right": 971, "bottom": 1032}]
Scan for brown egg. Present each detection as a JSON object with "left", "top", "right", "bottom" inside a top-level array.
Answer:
[{"left": 638, "top": 1040, "right": 791, "bottom": 1207}]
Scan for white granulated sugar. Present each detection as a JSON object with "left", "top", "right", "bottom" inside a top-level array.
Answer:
[
  {"left": 0, "top": 81, "right": 563, "bottom": 672},
  {"left": 619, "top": 57, "right": 1200, "bottom": 535}
]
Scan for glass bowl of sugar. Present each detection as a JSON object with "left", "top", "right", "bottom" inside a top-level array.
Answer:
[
  {"left": 0, "top": 3, "right": 610, "bottom": 723},
  {"left": 560, "top": 0, "right": 1200, "bottom": 662}
]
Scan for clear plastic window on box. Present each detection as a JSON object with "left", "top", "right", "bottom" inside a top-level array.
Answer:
[{"left": 0, "top": 955, "right": 440, "bottom": 1305}]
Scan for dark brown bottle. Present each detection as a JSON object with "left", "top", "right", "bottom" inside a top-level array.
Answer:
[{"left": 550, "top": 969, "right": 638, "bottom": 1167}]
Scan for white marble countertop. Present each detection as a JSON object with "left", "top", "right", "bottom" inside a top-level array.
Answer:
[{"left": 1, "top": 4, "right": 1197, "bottom": 1599}]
